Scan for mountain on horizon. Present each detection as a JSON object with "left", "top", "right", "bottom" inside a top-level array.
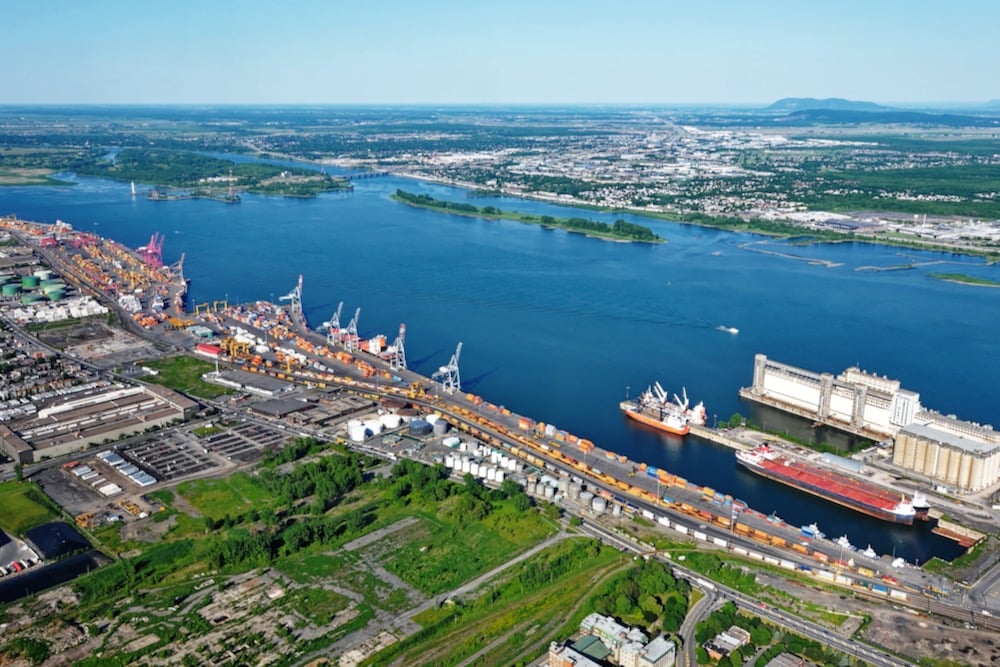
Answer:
[{"left": 766, "top": 97, "right": 892, "bottom": 113}]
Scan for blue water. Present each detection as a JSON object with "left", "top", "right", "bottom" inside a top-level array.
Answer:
[{"left": 2, "top": 170, "right": 997, "bottom": 564}]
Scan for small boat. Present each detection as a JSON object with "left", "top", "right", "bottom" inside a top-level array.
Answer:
[
  {"left": 835, "top": 535, "right": 856, "bottom": 552},
  {"left": 800, "top": 522, "right": 825, "bottom": 540},
  {"left": 861, "top": 544, "right": 878, "bottom": 559},
  {"left": 716, "top": 325, "right": 739, "bottom": 335}
]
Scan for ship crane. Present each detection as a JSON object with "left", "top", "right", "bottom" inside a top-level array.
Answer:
[
  {"left": 432, "top": 341, "right": 462, "bottom": 394},
  {"left": 389, "top": 323, "right": 407, "bottom": 371},
  {"left": 673, "top": 387, "right": 690, "bottom": 411},
  {"left": 653, "top": 381, "right": 670, "bottom": 405},
  {"left": 322, "top": 301, "right": 344, "bottom": 344},
  {"left": 279, "top": 274, "right": 304, "bottom": 322},
  {"left": 343, "top": 307, "right": 361, "bottom": 352}
]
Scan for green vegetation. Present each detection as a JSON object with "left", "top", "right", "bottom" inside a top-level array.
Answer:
[
  {"left": 139, "top": 355, "right": 231, "bottom": 399},
  {"left": 0, "top": 637, "right": 51, "bottom": 665},
  {"left": 928, "top": 272, "right": 1000, "bottom": 287},
  {"left": 75, "top": 148, "right": 350, "bottom": 198},
  {"left": 590, "top": 557, "right": 690, "bottom": 632},
  {"left": 0, "top": 481, "right": 61, "bottom": 535},
  {"left": 393, "top": 189, "right": 661, "bottom": 242}
]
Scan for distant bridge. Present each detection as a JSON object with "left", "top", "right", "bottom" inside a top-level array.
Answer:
[{"left": 342, "top": 171, "right": 391, "bottom": 181}]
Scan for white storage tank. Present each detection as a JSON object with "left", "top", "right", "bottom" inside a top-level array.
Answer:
[
  {"left": 543, "top": 485, "right": 555, "bottom": 498},
  {"left": 444, "top": 455, "right": 454, "bottom": 468},
  {"left": 527, "top": 482, "right": 538, "bottom": 496},
  {"left": 591, "top": 496, "right": 607, "bottom": 513},
  {"left": 470, "top": 462, "right": 481, "bottom": 477},
  {"left": 425, "top": 414, "right": 441, "bottom": 425},
  {"left": 432, "top": 420, "right": 449, "bottom": 435},
  {"left": 348, "top": 423, "right": 369, "bottom": 442},
  {"left": 612, "top": 503, "right": 622, "bottom": 517},
  {"left": 495, "top": 470, "right": 505, "bottom": 483},
  {"left": 379, "top": 413, "right": 402, "bottom": 429},
  {"left": 363, "top": 419, "right": 383, "bottom": 435},
  {"left": 461, "top": 458, "right": 472, "bottom": 473},
  {"left": 486, "top": 467, "right": 496, "bottom": 481},
  {"left": 580, "top": 491, "right": 595, "bottom": 505}
]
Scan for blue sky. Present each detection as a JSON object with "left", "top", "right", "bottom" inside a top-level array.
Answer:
[{"left": 4, "top": 0, "right": 996, "bottom": 105}]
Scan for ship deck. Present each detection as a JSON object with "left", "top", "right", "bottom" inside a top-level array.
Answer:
[{"left": 760, "top": 458, "right": 903, "bottom": 511}]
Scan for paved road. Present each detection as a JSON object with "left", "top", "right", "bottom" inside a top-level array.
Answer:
[{"left": 677, "top": 589, "right": 716, "bottom": 667}]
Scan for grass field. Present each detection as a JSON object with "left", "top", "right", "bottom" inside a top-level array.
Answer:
[
  {"left": 139, "top": 355, "right": 231, "bottom": 399},
  {"left": 176, "top": 472, "right": 275, "bottom": 519},
  {"left": 0, "top": 482, "right": 60, "bottom": 535}
]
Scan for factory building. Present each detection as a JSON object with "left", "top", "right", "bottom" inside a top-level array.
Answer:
[
  {"left": 0, "top": 382, "right": 197, "bottom": 463},
  {"left": 893, "top": 421, "right": 1000, "bottom": 493}
]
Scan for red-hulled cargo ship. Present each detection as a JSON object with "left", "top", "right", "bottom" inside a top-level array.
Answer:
[
  {"left": 735, "top": 444, "right": 920, "bottom": 524},
  {"left": 620, "top": 381, "right": 706, "bottom": 437}
]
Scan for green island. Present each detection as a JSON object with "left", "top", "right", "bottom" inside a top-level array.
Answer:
[
  {"left": 81, "top": 149, "right": 352, "bottom": 200},
  {"left": 392, "top": 189, "right": 662, "bottom": 243},
  {"left": 928, "top": 272, "right": 1000, "bottom": 287}
]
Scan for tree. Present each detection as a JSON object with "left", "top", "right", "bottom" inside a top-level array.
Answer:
[{"left": 14, "top": 462, "right": 23, "bottom": 482}]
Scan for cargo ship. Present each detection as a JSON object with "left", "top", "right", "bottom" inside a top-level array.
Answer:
[
  {"left": 620, "top": 381, "right": 706, "bottom": 437},
  {"left": 735, "top": 444, "right": 920, "bottom": 524}
]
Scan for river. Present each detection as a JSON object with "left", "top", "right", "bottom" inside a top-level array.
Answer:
[{"left": 2, "top": 166, "right": 997, "bottom": 564}]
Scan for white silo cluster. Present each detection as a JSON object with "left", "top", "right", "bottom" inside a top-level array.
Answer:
[
  {"left": 443, "top": 443, "right": 519, "bottom": 485},
  {"left": 346, "top": 411, "right": 407, "bottom": 443}
]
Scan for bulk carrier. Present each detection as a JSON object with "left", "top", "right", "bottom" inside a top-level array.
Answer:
[
  {"left": 620, "top": 381, "right": 707, "bottom": 436},
  {"left": 736, "top": 444, "right": 926, "bottom": 525}
]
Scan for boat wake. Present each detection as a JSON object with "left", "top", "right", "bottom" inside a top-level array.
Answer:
[{"left": 716, "top": 325, "right": 739, "bottom": 335}]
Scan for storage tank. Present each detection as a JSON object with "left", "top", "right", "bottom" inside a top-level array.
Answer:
[
  {"left": 46, "top": 289, "right": 66, "bottom": 302},
  {"left": 409, "top": 419, "right": 432, "bottom": 436},
  {"left": 444, "top": 455, "right": 455, "bottom": 468},
  {"left": 432, "top": 420, "right": 449, "bottom": 435},
  {"left": 33, "top": 269, "right": 53, "bottom": 281},
  {"left": 527, "top": 482, "right": 538, "bottom": 496},
  {"left": 470, "top": 462, "right": 480, "bottom": 477},
  {"left": 21, "top": 293, "right": 44, "bottom": 304},
  {"left": 543, "top": 485, "right": 555, "bottom": 499},
  {"left": 461, "top": 458, "right": 472, "bottom": 473},
  {"left": 2, "top": 283, "right": 20, "bottom": 297},
  {"left": 612, "top": 503, "right": 622, "bottom": 517},
  {"left": 580, "top": 491, "right": 595, "bottom": 506},
  {"left": 425, "top": 414, "right": 440, "bottom": 425},
  {"left": 21, "top": 275, "right": 40, "bottom": 289},
  {"left": 379, "top": 413, "right": 402, "bottom": 429},
  {"left": 348, "top": 423, "right": 369, "bottom": 442},
  {"left": 495, "top": 470, "right": 505, "bottom": 483},
  {"left": 362, "top": 419, "right": 383, "bottom": 435},
  {"left": 591, "top": 496, "right": 606, "bottom": 513}
]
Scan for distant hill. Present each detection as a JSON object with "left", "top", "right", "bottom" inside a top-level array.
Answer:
[
  {"left": 778, "top": 108, "right": 1000, "bottom": 127},
  {"left": 766, "top": 97, "right": 892, "bottom": 113}
]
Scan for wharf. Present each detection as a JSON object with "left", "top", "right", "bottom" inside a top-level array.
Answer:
[
  {"left": 688, "top": 424, "right": 753, "bottom": 451},
  {"left": 738, "top": 387, "right": 891, "bottom": 443}
]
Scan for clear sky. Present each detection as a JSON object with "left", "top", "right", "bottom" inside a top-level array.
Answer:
[{"left": 4, "top": 0, "right": 996, "bottom": 105}]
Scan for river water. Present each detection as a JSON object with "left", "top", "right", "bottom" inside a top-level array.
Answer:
[{"left": 2, "top": 166, "right": 997, "bottom": 564}]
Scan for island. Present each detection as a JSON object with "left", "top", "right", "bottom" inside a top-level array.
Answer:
[{"left": 392, "top": 189, "right": 662, "bottom": 243}]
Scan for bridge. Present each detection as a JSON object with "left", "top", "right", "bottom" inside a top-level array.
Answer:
[{"left": 342, "top": 171, "right": 391, "bottom": 181}]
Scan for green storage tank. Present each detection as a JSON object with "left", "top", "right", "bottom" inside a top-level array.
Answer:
[
  {"left": 2, "top": 283, "right": 20, "bottom": 297},
  {"left": 21, "top": 293, "right": 44, "bottom": 304},
  {"left": 46, "top": 289, "right": 66, "bottom": 302},
  {"left": 21, "top": 275, "right": 40, "bottom": 289},
  {"left": 41, "top": 282, "right": 67, "bottom": 295}
]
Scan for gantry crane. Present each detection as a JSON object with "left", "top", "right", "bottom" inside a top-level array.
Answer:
[{"left": 432, "top": 341, "right": 462, "bottom": 394}]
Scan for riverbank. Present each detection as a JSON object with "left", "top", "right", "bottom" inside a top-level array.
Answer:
[{"left": 389, "top": 170, "right": 1000, "bottom": 261}]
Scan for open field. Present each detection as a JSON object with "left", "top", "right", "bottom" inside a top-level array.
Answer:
[
  {"left": 0, "top": 481, "right": 61, "bottom": 535},
  {"left": 0, "top": 167, "right": 73, "bottom": 186},
  {"left": 139, "top": 355, "right": 232, "bottom": 399}
]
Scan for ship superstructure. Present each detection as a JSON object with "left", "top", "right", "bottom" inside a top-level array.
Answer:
[{"left": 620, "top": 381, "right": 706, "bottom": 436}]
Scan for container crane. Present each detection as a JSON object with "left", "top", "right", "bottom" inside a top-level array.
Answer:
[
  {"left": 322, "top": 301, "right": 344, "bottom": 344},
  {"left": 279, "top": 274, "right": 304, "bottom": 322},
  {"left": 343, "top": 307, "right": 361, "bottom": 352},
  {"left": 432, "top": 341, "right": 462, "bottom": 394},
  {"left": 389, "top": 323, "right": 407, "bottom": 371}
]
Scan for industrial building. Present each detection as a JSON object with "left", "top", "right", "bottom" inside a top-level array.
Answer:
[
  {"left": 741, "top": 354, "right": 921, "bottom": 439},
  {"left": 741, "top": 354, "right": 1000, "bottom": 491},
  {"left": 0, "top": 382, "right": 197, "bottom": 463},
  {"left": 704, "top": 625, "right": 751, "bottom": 661},
  {"left": 548, "top": 614, "right": 675, "bottom": 667},
  {"left": 892, "top": 421, "right": 1000, "bottom": 492}
]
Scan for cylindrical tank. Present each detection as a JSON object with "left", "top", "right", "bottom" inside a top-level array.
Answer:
[
  {"left": 486, "top": 467, "right": 495, "bottom": 481},
  {"left": 363, "top": 419, "right": 383, "bottom": 435},
  {"left": 612, "top": 503, "right": 622, "bottom": 517},
  {"left": 409, "top": 419, "right": 432, "bottom": 436},
  {"left": 21, "top": 293, "right": 44, "bottom": 304},
  {"left": 432, "top": 420, "right": 449, "bottom": 435},
  {"left": 495, "top": 470, "right": 505, "bottom": 483},
  {"left": 41, "top": 282, "right": 67, "bottom": 295},
  {"left": 470, "top": 462, "right": 480, "bottom": 477},
  {"left": 527, "top": 482, "right": 538, "bottom": 496},
  {"left": 46, "top": 289, "right": 66, "bottom": 302},
  {"left": 425, "top": 414, "right": 440, "bottom": 425},
  {"left": 592, "top": 497, "right": 607, "bottom": 513},
  {"left": 445, "top": 455, "right": 455, "bottom": 468},
  {"left": 543, "top": 485, "right": 555, "bottom": 499},
  {"left": 348, "top": 424, "right": 368, "bottom": 442},
  {"left": 21, "top": 275, "right": 40, "bottom": 289},
  {"left": 580, "top": 491, "right": 595, "bottom": 506},
  {"left": 461, "top": 458, "right": 472, "bottom": 473},
  {"left": 32, "top": 269, "right": 53, "bottom": 281},
  {"left": 379, "top": 413, "right": 402, "bottom": 429},
  {"left": 2, "top": 283, "right": 20, "bottom": 297}
]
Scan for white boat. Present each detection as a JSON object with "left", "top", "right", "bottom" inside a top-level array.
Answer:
[
  {"left": 861, "top": 544, "right": 878, "bottom": 559},
  {"left": 835, "top": 535, "right": 856, "bottom": 552},
  {"left": 800, "top": 523, "right": 825, "bottom": 539},
  {"left": 716, "top": 325, "right": 739, "bottom": 335}
]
